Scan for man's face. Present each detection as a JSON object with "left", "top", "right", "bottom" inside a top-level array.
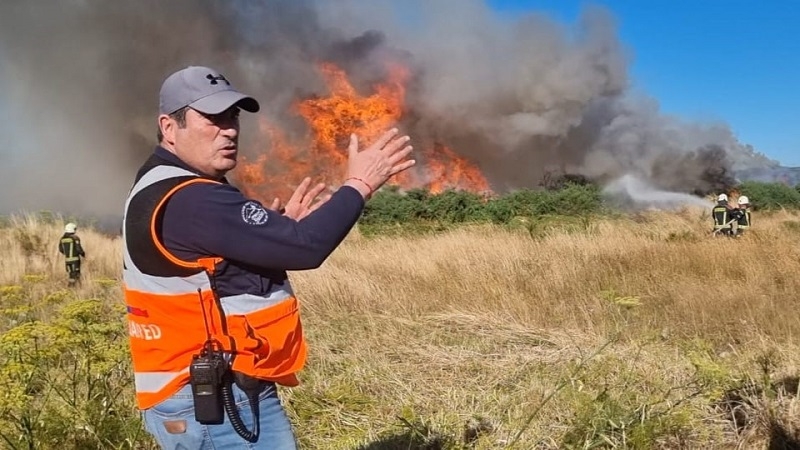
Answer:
[{"left": 160, "top": 106, "right": 240, "bottom": 178}]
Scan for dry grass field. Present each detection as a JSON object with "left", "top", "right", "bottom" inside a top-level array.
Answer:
[{"left": 2, "top": 208, "right": 800, "bottom": 449}]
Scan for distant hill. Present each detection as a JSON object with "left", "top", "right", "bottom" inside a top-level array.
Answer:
[
  {"left": 725, "top": 143, "right": 800, "bottom": 186},
  {"left": 735, "top": 166, "right": 800, "bottom": 186}
]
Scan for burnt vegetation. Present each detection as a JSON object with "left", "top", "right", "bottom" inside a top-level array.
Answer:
[{"left": 540, "top": 170, "right": 594, "bottom": 191}]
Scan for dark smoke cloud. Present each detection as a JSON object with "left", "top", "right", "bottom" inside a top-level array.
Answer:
[{"left": 0, "top": 0, "right": 776, "bottom": 223}]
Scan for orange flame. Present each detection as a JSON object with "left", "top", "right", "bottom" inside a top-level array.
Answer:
[
  {"left": 294, "top": 62, "right": 407, "bottom": 179},
  {"left": 234, "top": 61, "right": 491, "bottom": 205},
  {"left": 422, "top": 143, "right": 491, "bottom": 194},
  {"left": 237, "top": 119, "right": 311, "bottom": 202}
]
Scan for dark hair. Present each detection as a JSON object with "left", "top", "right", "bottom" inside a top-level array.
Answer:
[{"left": 156, "top": 107, "right": 188, "bottom": 142}]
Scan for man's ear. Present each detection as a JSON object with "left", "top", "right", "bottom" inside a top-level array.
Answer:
[{"left": 158, "top": 114, "right": 176, "bottom": 145}]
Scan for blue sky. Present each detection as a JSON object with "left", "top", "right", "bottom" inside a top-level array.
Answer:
[{"left": 488, "top": 0, "right": 800, "bottom": 166}]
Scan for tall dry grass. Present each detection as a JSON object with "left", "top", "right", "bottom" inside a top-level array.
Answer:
[
  {"left": 298, "top": 207, "right": 800, "bottom": 344},
  {"left": 0, "top": 214, "right": 122, "bottom": 287},
  {"left": 2, "top": 208, "right": 800, "bottom": 448}
]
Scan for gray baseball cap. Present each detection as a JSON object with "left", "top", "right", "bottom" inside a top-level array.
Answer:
[{"left": 159, "top": 66, "right": 260, "bottom": 115}]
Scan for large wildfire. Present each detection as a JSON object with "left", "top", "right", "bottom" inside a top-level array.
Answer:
[
  {"left": 0, "top": 0, "right": 783, "bottom": 222},
  {"left": 234, "top": 61, "right": 490, "bottom": 204}
]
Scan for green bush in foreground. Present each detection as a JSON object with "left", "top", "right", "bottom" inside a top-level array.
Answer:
[{"left": 0, "top": 286, "right": 149, "bottom": 449}]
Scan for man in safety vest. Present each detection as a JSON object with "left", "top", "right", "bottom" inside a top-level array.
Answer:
[
  {"left": 732, "top": 195, "right": 752, "bottom": 237},
  {"left": 123, "top": 66, "right": 415, "bottom": 449},
  {"left": 712, "top": 193, "right": 734, "bottom": 236},
  {"left": 58, "top": 222, "right": 85, "bottom": 286}
]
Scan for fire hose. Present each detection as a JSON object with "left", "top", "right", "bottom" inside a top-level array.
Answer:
[{"left": 712, "top": 217, "right": 739, "bottom": 236}]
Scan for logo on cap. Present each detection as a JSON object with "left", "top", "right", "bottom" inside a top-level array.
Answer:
[
  {"left": 159, "top": 65, "right": 260, "bottom": 115},
  {"left": 206, "top": 74, "right": 230, "bottom": 86}
]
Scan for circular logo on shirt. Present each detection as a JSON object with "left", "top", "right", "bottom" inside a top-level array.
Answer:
[{"left": 241, "top": 201, "right": 269, "bottom": 225}]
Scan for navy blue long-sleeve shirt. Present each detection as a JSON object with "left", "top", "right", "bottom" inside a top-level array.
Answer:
[{"left": 155, "top": 147, "right": 364, "bottom": 297}]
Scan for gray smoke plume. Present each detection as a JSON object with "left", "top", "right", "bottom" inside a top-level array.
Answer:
[
  {"left": 602, "top": 174, "right": 714, "bottom": 210},
  {"left": 0, "top": 0, "right": 775, "bottom": 222}
]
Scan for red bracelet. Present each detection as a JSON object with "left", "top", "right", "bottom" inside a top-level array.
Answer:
[{"left": 346, "top": 177, "right": 374, "bottom": 194}]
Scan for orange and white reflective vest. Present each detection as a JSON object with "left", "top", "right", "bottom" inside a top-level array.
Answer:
[{"left": 123, "top": 162, "right": 307, "bottom": 410}]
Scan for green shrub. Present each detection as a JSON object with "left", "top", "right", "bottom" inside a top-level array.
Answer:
[
  {"left": 738, "top": 181, "right": 800, "bottom": 210},
  {"left": 0, "top": 291, "right": 150, "bottom": 449},
  {"left": 360, "top": 184, "right": 602, "bottom": 229},
  {"left": 360, "top": 187, "right": 428, "bottom": 225},
  {"left": 424, "top": 190, "right": 488, "bottom": 223}
]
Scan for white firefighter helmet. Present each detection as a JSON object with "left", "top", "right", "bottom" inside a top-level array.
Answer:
[
  {"left": 738, "top": 195, "right": 750, "bottom": 206},
  {"left": 64, "top": 223, "right": 77, "bottom": 233},
  {"left": 717, "top": 193, "right": 728, "bottom": 202}
]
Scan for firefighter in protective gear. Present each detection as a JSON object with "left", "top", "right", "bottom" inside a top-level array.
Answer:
[
  {"left": 733, "top": 195, "right": 752, "bottom": 236},
  {"left": 58, "top": 222, "right": 85, "bottom": 285},
  {"left": 712, "top": 194, "right": 733, "bottom": 236},
  {"left": 125, "top": 65, "right": 414, "bottom": 448}
]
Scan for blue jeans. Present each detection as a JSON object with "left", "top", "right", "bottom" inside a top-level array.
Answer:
[{"left": 142, "top": 381, "right": 297, "bottom": 449}]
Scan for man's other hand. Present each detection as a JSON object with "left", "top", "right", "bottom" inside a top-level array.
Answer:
[{"left": 270, "top": 177, "right": 330, "bottom": 221}]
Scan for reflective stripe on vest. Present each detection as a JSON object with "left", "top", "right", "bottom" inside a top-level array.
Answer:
[
  {"left": 123, "top": 164, "right": 306, "bottom": 410},
  {"left": 134, "top": 369, "right": 190, "bottom": 393}
]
